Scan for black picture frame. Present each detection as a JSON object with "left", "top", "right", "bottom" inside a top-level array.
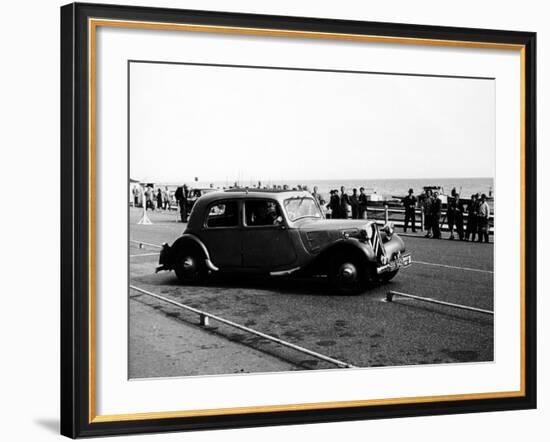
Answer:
[{"left": 61, "top": 2, "right": 537, "bottom": 438}]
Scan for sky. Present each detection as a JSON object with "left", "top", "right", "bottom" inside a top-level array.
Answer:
[{"left": 129, "top": 61, "right": 495, "bottom": 184}]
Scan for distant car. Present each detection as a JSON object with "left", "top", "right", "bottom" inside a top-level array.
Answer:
[
  {"left": 157, "top": 190, "right": 411, "bottom": 294},
  {"left": 186, "top": 187, "right": 218, "bottom": 210}
]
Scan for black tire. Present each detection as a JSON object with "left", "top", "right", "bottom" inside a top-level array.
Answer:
[
  {"left": 379, "top": 269, "right": 399, "bottom": 283},
  {"left": 328, "top": 253, "right": 369, "bottom": 295},
  {"left": 173, "top": 246, "right": 207, "bottom": 284}
]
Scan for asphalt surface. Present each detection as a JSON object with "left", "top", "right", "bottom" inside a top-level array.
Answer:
[{"left": 129, "top": 207, "right": 494, "bottom": 378}]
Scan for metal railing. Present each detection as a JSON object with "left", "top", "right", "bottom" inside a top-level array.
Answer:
[
  {"left": 130, "top": 285, "right": 357, "bottom": 369},
  {"left": 364, "top": 206, "right": 494, "bottom": 234},
  {"left": 386, "top": 290, "right": 494, "bottom": 316}
]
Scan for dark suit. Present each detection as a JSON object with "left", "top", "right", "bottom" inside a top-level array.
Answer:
[
  {"left": 358, "top": 193, "right": 368, "bottom": 219},
  {"left": 402, "top": 195, "right": 417, "bottom": 232},
  {"left": 350, "top": 194, "right": 360, "bottom": 219},
  {"left": 466, "top": 200, "right": 478, "bottom": 241},
  {"left": 329, "top": 194, "right": 341, "bottom": 219},
  {"left": 175, "top": 186, "right": 189, "bottom": 222},
  {"left": 340, "top": 193, "right": 351, "bottom": 219}
]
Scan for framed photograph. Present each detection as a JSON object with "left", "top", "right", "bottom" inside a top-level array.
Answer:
[{"left": 60, "top": 2, "right": 537, "bottom": 438}]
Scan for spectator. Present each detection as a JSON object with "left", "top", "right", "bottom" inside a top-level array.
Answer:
[
  {"left": 163, "top": 186, "right": 170, "bottom": 210},
  {"left": 402, "top": 188, "right": 417, "bottom": 233},
  {"left": 350, "top": 188, "right": 359, "bottom": 219},
  {"left": 132, "top": 185, "right": 140, "bottom": 207},
  {"left": 432, "top": 191, "right": 442, "bottom": 239},
  {"left": 358, "top": 187, "right": 368, "bottom": 220},
  {"left": 340, "top": 186, "right": 351, "bottom": 219},
  {"left": 328, "top": 189, "right": 341, "bottom": 219},
  {"left": 477, "top": 194, "right": 490, "bottom": 243},
  {"left": 448, "top": 193, "right": 464, "bottom": 240},
  {"left": 144, "top": 186, "right": 154, "bottom": 211},
  {"left": 447, "top": 189, "right": 457, "bottom": 240},
  {"left": 423, "top": 189, "right": 433, "bottom": 238},
  {"left": 174, "top": 184, "right": 189, "bottom": 222},
  {"left": 311, "top": 186, "right": 325, "bottom": 206},
  {"left": 465, "top": 194, "right": 478, "bottom": 241},
  {"left": 156, "top": 188, "right": 163, "bottom": 211}
]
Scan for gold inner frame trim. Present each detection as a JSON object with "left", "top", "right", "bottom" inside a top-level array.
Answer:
[{"left": 88, "top": 18, "right": 527, "bottom": 424}]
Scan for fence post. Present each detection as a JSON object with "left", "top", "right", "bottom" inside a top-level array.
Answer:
[
  {"left": 199, "top": 314, "right": 209, "bottom": 327},
  {"left": 420, "top": 208, "right": 425, "bottom": 232},
  {"left": 384, "top": 205, "right": 389, "bottom": 224}
]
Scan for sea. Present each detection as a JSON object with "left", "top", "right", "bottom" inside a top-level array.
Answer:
[{"left": 195, "top": 177, "right": 494, "bottom": 200}]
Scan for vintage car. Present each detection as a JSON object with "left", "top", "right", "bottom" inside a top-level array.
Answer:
[
  {"left": 185, "top": 187, "right": 219, "bottom": 210},
  {"left": 156, "top": 190, "right": 411, "bottom": 294}
]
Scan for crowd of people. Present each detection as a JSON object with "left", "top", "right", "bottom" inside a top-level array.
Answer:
[
  {"left": 132, "top": 182, "right": 492, "bottom": 243},
  {"left": 403, "top": 188, "right": 491, "bottom": 243},
  {"left": 312, "top": 186, "right": 369, "bottom": 219},
  {"left": 315, "top": 185, "right": 491, "bottom": 243},
  {"left": 132, "top": 185, "right": 173, "bottom": 212}
]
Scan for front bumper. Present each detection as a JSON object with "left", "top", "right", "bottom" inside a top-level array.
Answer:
[{"left": 376, "top": 252, "right": 412, "bottom": 274}]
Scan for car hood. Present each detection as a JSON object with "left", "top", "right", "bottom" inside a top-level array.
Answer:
[
  {"left": 294, "top": 218, "right": 373, "bottom": 254},
  {"left": 293, "top": 218, "right": 374, "bottom": 231}
]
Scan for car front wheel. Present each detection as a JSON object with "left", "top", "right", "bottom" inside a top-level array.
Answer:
[
  {"left": 328, "top": 254, "right": 369, "bottom": 295},
  {"left": 174, "top": 248, "right": 206, "bottom": 284},
  {"left": 379, "top": 269, "right": 399, "bottom": 283}
]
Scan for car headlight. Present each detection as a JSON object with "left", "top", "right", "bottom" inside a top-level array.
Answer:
[
  {"left": 383, "top": 222, "right": 394, "bottom": 239},
  {"left": 359, "top": 224, "right": 374, "bottom": 242}
]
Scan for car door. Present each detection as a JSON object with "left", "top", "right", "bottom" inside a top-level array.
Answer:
[
  {"left": 242, "top": 199, "right": 297, "bottom": 269},
  {"left": 199, "top": 199, "right": 242, "bottom": 268}
]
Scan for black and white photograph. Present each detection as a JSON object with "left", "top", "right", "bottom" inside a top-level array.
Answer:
[{"left": 128, "top": 59, "right": 495, "bottom": 379}]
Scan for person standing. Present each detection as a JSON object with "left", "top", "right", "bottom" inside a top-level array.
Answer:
[
  {"left": 175, "top": 184, "right": 189, "bottom": 222},
  {"left": 328, "top": 189, "right": 341, "bottom": 219},
  {"left": 350, "top": 188, "right": 359, "bottom": 219},
  {"left": 402, "top": 188, "right": 417, "bottom": 233},
  {"left": 144, "top": 186, "right": 154, "bottom": 211},
  {"left": 162, "top": 186, "right": 170, "bottom": 210},
  {"left": 447, "top": 190, "right": 457, "bottom": 240},
  {"left": 465, "top": 194, "right": 478, "bottom": 241},
  {"left": 358, "top": 187, "right": 368, "bottom": 220},
  {"left": 454, "top": 195, "right": 465, "bottom": 240},
  {"left": 156, "top": 188, "right": 163, "bottom": 211},
  {"left": 132, "top": 185, "right": 140, "bottom": 207},
  {"left": 311, "top": 186, "right": 325, "bottom": 207},
  {"left": 340, "top": 186, "right": 351, "bottom": 219},
  {"left": 477, "top": 194, "right": 490, "bottom": 243},
  {"left": 432, "top": 191, "right": 442, "bottom": 239},
  {"left": 423, "top": 189, "right": 433, "bottom": 238}
]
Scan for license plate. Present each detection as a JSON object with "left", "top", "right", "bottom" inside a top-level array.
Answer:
[{"left": 401, "top": 253, "right": 412, "bottom": 267}]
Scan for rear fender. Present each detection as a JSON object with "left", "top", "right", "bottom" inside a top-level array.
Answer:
[{"left": 157, "top": 234, "right": 219, "bottom": 272}]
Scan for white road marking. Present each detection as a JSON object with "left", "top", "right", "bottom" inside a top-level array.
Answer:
[{"left": 413, "top": 260, "right": 493, "bottom": 274}]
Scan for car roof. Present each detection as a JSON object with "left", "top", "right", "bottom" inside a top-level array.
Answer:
[
  {"left": 186, "top": 189, "right": 315, "bottom": 230},
  {"left": 192, "top": 189, "right": 312, "bottom": 208}
]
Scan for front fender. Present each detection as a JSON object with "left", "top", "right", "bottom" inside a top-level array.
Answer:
[
  {"left": 306, "top": 238, "right": 376, "bottom": 274},
  {"left": 383, "top": 234, "right": 406, "bottom": 258}
]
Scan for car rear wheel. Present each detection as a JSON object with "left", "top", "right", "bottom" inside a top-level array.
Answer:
[
  {"left": 328, "top": 254, "right": 369, "bottom": 295},
  {"left": 174, "top": 248, "right": 206, "bottom": 284}
]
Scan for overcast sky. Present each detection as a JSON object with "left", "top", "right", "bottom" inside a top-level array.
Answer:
[{"left": 129, "top": 61, "right": 495, "bottom": 184}]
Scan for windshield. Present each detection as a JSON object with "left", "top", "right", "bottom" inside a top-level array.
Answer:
[{"left": 284, "top": 197, "right": 322, "bottom": 221}]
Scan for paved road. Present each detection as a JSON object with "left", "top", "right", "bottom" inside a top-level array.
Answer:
[{"left": 129, "top": 208, "right": 494, "bottom": 377}]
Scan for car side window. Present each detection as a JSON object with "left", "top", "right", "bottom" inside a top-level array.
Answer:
[
  {"left": 205, "top": 201, "right": 238, "bottom": 228},
  {"left": 245, "top": 200, "right": 283, "bottom": 227}
]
